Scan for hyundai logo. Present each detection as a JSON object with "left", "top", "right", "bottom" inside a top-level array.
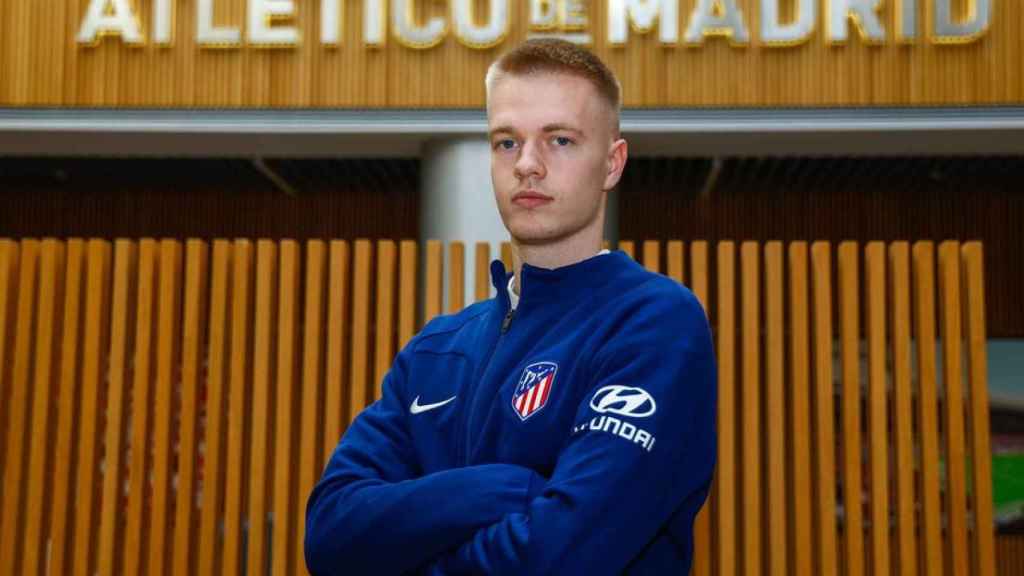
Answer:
[{"left": 589, "top": 385, "right": 657, "bottom": 418}]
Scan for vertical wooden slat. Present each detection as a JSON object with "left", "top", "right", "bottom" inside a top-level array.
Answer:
[
  {"left": 248, "top": 240, "right": 277, "bottom": 576},
  {"left": 500, "top": 241, "right": 513, "bottom": 272},
  {"left": 890, "top": 242, "right": 918, "bottom": 576},
  {"left": 716, "top": 241, "right": 736, "bottom": 576},
  {"left": 475, "top": 242, "right": 491, "bottom": 302},
  {"left": 399, "top": 240, "right": 417, "bottom": 348},
  {"left": 811, "top": 241, "right": 838, "bottom": 575},
  {"left": 47, "top": 240, "right": 85, "bottom": 576},
  {"left": 642, "top": 239, "right": 660, "bottom": 272},
  {"left": 938, "top": 241, "right": 969, "bottom": 576},
  {"left": 865, "top": 242, "right": 890, "bottom": 575},
  {"left": 96, "top": 240, "right": 135, "bottom": 576},
  {"left": 448, "top": 241, "right": 465, "bottom": 313},
  {"left": 375, "top": 240, "right": 396, "bottom": 401},
  {"left": 424, "top": 240, "right": 443, "bottom": 325},
  {"left": 297, "top": 240, "right": 327, "bottom": 576},
  {"left": 324, "top": 240, "right": 350, "bottom": 461},
  {"left": 292, "top": 237, "right": 323, "bottom": 573},
  {"left": 148, "top": 240, "right": 182, "bottom": 576},
  {"left": 0, "top": 240, "right": 17, "bottom": 481},
  {"left": 741, "top": 241, "right": 761, "bottom": 576},
  {"left": 666, "top": 240, "right": 684, "bottom": 284},
  {"left": 839, "top": 241, "right": 864, "bottom": 576},
  {"left": 22, "top": 239, "right": 64, "bottom": 575},
  {"left": 0, "top": 239, "right": 37, "bottom": 576},
  {"left": 123, "top": 239, "right": 159, "bottom": 576},
  {"left": 197, "top": 240, "right": 233, "bottom": 576},
  {"left": 765, "top": 241, "right": 786, "bottom": 576},
  {"left": 172, "top": 240, "right": 209, "bottom": 576},
  {"left": 619, "top": 240, "right": 635, "bottom": 259},
  {"left": 913, "top": 242, "right": 944, "bottom": 576},
  {"left": 690, "top": 240, "right": 710, "bottom": 576},
  {"left": 788, "top": 242, "right": 813, "bottom": 576},
  {"left": 962, "top": 242, "right": 996, "bottom": 576},
  {"left": 222, "top": 239, "right": 254, "bottom": 576},
  {"left": 274, "top": 240, "right": 301, "bottom": 576},
  {"left": 349, "top": 240, "right": 372, "bottom": 424},
  {"left": 690, "top": 242, "right": 708, "bottom": 309},
  {"left": 65, "top": 241, "right": 110, "bottom": 576}
]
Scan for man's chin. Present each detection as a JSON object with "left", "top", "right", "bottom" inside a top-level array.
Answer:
[{"left": 509, "top": 230, "right": 563, "bottom": 247}]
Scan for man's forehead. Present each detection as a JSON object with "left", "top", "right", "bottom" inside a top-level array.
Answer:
[{"left": 487, "top": 73, "right": 604, "bottom": 130}]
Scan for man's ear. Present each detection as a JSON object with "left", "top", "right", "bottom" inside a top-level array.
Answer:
[{"left": 603, "top": 138, "right": 628, "bottom": 191}]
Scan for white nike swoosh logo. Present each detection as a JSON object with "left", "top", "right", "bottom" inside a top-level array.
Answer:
[{"left": 409, "top": 395, "right": 457, "bottom": 414}]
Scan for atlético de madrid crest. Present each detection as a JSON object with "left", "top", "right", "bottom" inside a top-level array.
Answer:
[{"left": 511, "top": 361, "right": 557, "bottom": 421}]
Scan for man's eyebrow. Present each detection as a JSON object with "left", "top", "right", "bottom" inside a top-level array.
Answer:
[
  {"left": 489, "top": 126, "right": 515, "bottom": 138},
  {"left": 542, "top": 123, "right": 583, "bottom": 135}
]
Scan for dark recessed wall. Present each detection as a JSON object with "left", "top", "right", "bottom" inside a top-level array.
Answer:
[
  {"left": 617, "top": 156, "right": 1024, "bottom": 337},
  {"left": 0, "top": 158, "right": 420, "bottom": 241}
]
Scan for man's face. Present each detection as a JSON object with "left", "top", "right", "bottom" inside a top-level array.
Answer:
[{"left": 487, "top": 72, "right": 626, "bottom": 247}]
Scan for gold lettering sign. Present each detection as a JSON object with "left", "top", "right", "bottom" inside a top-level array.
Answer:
[{"left": 75, "top": 0, "right": 992, "bottom": 49}]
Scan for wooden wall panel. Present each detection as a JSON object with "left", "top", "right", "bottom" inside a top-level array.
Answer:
[
  {"left": 939, "top": 241, "right": 969, "bottom": 576},
  {"left": 715, "top": 241, "right": 736, "bottom": 576},
  {"left": 96, "top": 240, "right": 135, "bottom": 576},
  {"left": 913, "top": 241, "right": 944, "bottom": 576},
  {"left": 73, "top": 240, "right": 112, "bottom": 576},
  {"left": 963, "top": 242, "right": 996, "bottom": 576},
  {"left": 172, "top": 240, "right": 208, "bottom": 576},
  {"left": 246, "top": 240, "right": 276, "bottom": 576},
  {"left": 21, "top": 239, "right": 64, "bottom": 575},
  {"left": 222, "top": 239, "right": 253, "bottom": 576},
  {"left": 740, "top": 241, "right": 761, "bottom": 576},
  {"left": 1, "top": 0, "right": 1021, "bottom": 107},
  {"left": 197, "top": 240, "right": 232, "bottom": 576},
  {"left": 348, "top": 240, "right": 372, "bottom": 423},
  {"left": 865, "top": 242, "right": 890, "bottom": 575},
  {"left": 0, "top": 239, "right": 38, "bottom": 575},
  {"left": 274, "top": 240, "right": 301, "bottom": 576},
  {"left": 148, "top": 240, "right": 183, "bottom": 576},
  {"left": 764, "top": 241, "right": 785, "bottom": 576},
  {"left": 323, "top": 240, "right": 350, "bottom": 460},
  {"left": 787, "top": 242, "right": 813, "bottom": 576},
  {"left": 123, "top": 239, "right": 158, "bottom": 576},
  {"left": 374, "top": 240, "right": 396, "bottom": 400},
  {"left": 0, "top": 237, "right": 1003, "bottom": 576},
  {"left": 889, "top": 242, "right": 917, "bottom": 576},
  {"left": 689, "top": 240, "right": 710, "bottom": 576},
  {"left": 838, "top": 241, "right": 863, "bottom": 576},
  {"left": 811, "top": 241, "right": 838, "bottom": 575},
  {"left": 46, "top": 239, "right": 83, "bottom": 576}
]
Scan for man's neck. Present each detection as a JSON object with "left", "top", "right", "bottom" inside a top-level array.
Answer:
[{"left": 510, "top": 230, "right": 604, "bottom": 296}]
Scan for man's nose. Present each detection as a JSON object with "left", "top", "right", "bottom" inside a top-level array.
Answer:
[{"left": 513, "top": 140, "right": 546, "bottom": 180}]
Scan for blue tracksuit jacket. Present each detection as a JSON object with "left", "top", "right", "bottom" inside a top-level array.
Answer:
[{"left": 305, "top": 250, "right": 717, "bottom": 575}]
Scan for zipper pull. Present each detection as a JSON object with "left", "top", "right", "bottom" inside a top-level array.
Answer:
[{"left": 501, "top": 308, "right": 515, "bottom": 333}]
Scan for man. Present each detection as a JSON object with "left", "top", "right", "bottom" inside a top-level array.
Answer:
[{"left": 305, "top": 39, "right": 716, "bottom": 575}]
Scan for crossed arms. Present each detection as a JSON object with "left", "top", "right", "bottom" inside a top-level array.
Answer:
[{"left": 305, "top": 293, "right": 716, "bottom": 575}]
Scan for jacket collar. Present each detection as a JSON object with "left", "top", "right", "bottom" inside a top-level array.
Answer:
[{"left": 490, "top": 249, "right": 634, "bottom": 311}]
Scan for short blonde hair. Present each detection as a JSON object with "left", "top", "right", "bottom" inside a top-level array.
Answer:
[{"left": 485, "top": 39, "right": 622, "bottom": 132}]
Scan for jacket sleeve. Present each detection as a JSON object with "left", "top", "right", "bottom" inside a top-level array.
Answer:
[
  {"left": 304, "top": 337, "right": 547, "bottom": 576},
  {"left": 425, "top": 289, "right": 717, "bottom": 575}
]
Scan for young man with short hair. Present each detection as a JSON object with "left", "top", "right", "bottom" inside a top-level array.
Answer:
[{"left": 305, "top": 39, "right": 717, "bottom": 575}]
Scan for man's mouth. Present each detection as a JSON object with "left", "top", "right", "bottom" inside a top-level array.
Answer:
[{"left": 513, "top": 191, "right": 553, "bottom": 208}]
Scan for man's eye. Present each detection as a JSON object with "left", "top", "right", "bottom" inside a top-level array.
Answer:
[
  {"left": 553, "top": 136, "right": 573, "bottom": 146},
  {"left": 496, "top": 139, "right": 516, "bottom": 150}
]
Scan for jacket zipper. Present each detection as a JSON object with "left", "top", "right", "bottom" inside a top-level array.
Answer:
[{"left": 460, "top": 306, "right": 515, "bottom": 464}]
